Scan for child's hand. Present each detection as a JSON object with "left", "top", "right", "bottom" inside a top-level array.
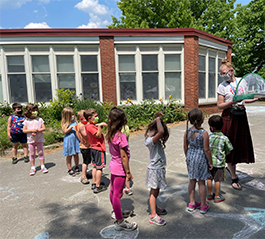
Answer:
[
  {"left": 8, "top": 135, "right": 12, "bottom": 141},
  {"left": 98, "top": 122, "right": 107, "bottom": 127},
  {"left": 32, "top": 132, "right": 36, "bottom": 136},
  {"left": 126, "top": 172, "right": 133, "bottom": 181},
  {"left": 209, "top": 164, "right": 213, "bottom": 170},
  {"left": 154, "top": 112, "right": 163, "bottom": 120}
]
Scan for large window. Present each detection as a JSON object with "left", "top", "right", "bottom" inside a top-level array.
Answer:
[
  {"left": 119, "top": 55, "right": 136, "bottom": 100},
  {"left": 81, "top": 55, "right": 99, "bottom": 100},
  {"left": 7, "top": 56, "right": 28, "bottom": 102},
  {"left": 116, "top": 45, "right": 183, "bottom": 103},
  {"left": 31, "top": 55, "right": 52, "bottom": 102},
  {"left": 0, "top": 75, "right": 3, "bottom": 102},
  {"left": 56, "top": 55, "right": 75, "bottom": 92},
  {"left": 208, "top": 53, "right": 216, "bottom": 98},
  {"left": 199, "top": 53, "right": 206, "bottom": 99}
]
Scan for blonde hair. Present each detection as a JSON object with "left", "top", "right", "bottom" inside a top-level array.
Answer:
[
  {"left": 220, "top": 59, "right": 234, "bottom": 70},
  {"left": 61, "top": 107, "right": 75, "bottom": 131},
  {"left": 77, "top": 110, "right": 85, "bottom": 120}
]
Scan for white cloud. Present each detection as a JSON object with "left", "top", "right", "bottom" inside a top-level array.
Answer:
[
  {"left": 75, "top": 0, "right": 109, "bottom": 15},
  {"left": 38, "top": 0, "right": 50, "bottom": 3},
  {"left": 77, "top": 13, "right": 110, "bottom": 28},
  {"left": 34, "top": 10, "right": 38, "bottom": 13},
  {"left": 0, "top": 0, "right": 32, "bottom": 9},
  {"left": 24, "top": 22, "right": 51, "bottom": 28}
]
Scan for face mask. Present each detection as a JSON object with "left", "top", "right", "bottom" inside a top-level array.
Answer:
[
  {"left": 220, "top": 73, "right": 232, "bottom": 81},
  {"left": 80, "top": 118, "right": 87, "bottom": 125},
  {"left": 16, "top": 110, "right": 22, "bottom": 115},
  {"left": 72, "top": 115, "right": 75, "bottom": 121},
  {"left": 32, "top": 111, "right": 38, "bottom": 117},
  {"left": 93, "top": 116, "right": 99, "bottom": 124}
]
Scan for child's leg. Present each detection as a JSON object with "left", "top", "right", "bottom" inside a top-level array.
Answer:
[
  {"left": 66, "top": 156, "right": 72, "bottom": 170},
  {"left": 96, "top": 169, "right": 102, "bottom": 187},
  {"left": 110, "top": 174, "right": 126, "bottom": 222},
  {"left": 207, "top": 178, "right": 213, "bottom": 195},
  {"left": 198, "top": 180, "right": 206, "bottom": 207},
  {"left": 150, "top": 188, "right": 160, "bottom": 217},
  {"left": 92, "top": 167, "right": 97, "bottom": 184},
  {"left": 21, "top": 143, "right": 29, "bottom": 157},
  {"left": 214, "top": 181, "right": 221, "bottom": 197},
  {"left": 81, "top": 163, "right": 88, "bottom": 179},
  {"left": 73, "top": 153, "right": 79, "bottom": 167},
  {"left": 12, "top": 142, "right": 19, "bottom": 158},
  {"left": 28, "top": 143, "right": 36, "bottom": 167},
  {"left": 36, "top": 142, "right": 44, "bottom": 164},
  {"left": 188, "top": 179, "right": 197, "bottom": 204}
]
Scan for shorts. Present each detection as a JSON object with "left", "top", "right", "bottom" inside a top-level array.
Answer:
[
  {"left": 208, "top": 167, "right": 224, "bottom": 182},
  {"left": 91, "top": 148, "right": 106, "bottom": 169},
  {"left": 11, "top": 133, "right": 27, "bottom": 144},
  {"left": 81, "top": 148, "right": 92, "bottom": 165},
  {"left": 145, "top": 168, "right": 167, "bottom": 190}
]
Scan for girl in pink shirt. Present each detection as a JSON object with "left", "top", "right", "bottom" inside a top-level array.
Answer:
[
  {"left": 23, "top": 104, "right": 48, "bottom": 176},
  {"left": 106, "top": 107, "right": 137, "bottom": 231}
]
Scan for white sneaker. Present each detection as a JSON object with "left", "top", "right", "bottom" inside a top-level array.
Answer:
[
  {"left": 123, "top": 188, "right": 133, "bottom": 195},
  {"left": 111, "top": 210, "right": 133, "bottom": 220},
  {"left": 114, "top": 219, "right": 137, "bottom": 231}
]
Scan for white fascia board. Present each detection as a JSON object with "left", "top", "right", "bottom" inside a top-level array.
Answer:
[
  {"left": 114, "top": 36, "right": 184, "bottom": 44},
  {"left": 0, "top": 36, "right": 99, "bottom": 45},
  {"left": 199, "top": 38, "right": 228, "bottom": 51}
]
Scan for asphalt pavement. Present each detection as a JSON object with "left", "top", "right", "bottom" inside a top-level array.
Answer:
[{"left": 1, "top": 102, "right": 265, "bottom": 239}]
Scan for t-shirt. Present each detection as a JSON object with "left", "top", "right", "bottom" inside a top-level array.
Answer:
[
  {"left": 10, "top": 114, "right": 26, "bottom": 134},
  {"left": 217, "top": 77, "right": 247, "bottom": 106},
  {"left": 108, "top": 132, "right": 130, "bottom": 176},
  {"left": 144, "top": 136, "right": 166, "bottom": 169},
  {"left": 75, "top": 123, "right": 90, "bottom": 149},
  {"left": 23, "top": 117, "right": 45, "bottom": 144},
  {"left": 85, "top": 123, "right": 106, "bottom": 151},
  {"left": 209, "top": 132, "right": 233, "bottom": 168}
]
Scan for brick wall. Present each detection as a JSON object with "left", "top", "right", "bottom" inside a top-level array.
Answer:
[
  {"left": 99, "top": 36, "right": 117, "bottom": 105},
  {"left": 199, "top": 104, "right": 222, "bottom": 115},
  {"left": 184, "top": 36, "right": 199, "bottom": 111}
]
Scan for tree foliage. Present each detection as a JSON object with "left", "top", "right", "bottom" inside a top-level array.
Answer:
[{"left": 108, "top": 0, "right": 264, "bottom": 78}]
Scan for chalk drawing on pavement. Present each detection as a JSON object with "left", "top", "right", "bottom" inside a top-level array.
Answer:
[
  {"left": 244, "top": 208, "right": 265, "bottom": 226},
  {"left": 0, "top": 186, "right": 34, "bottom": 201},
  {"left": 245, "top": 179, "right": 265, "bottom": 191},
  {"left": 61, "top": 175, "right": 81, "bottom": 183},
  {"left": 33, "top": 232, "right": 50, "bottom": 239},
  {"left": 100, "top": 225, "right": 139, "bottom": 239}
]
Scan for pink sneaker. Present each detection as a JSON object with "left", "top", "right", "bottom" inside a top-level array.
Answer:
[
  {"left": 42, "top": 167, "right": 48, "bottom": 174},
  {"left": 200, "top": 202, "right": 209, "bottom": 214},
  {"left": 187, "top": 201, "right": 201, "bottom": 211},
  {"left": 30, "top": 169, "right": 36, "bottom": 176}
]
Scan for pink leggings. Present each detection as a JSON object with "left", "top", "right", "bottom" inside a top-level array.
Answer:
[
  {"left": 110, "top": 174, "right": 126, "bottom": 220},
  {"left": 28, "top": 142, "right": 44, "bottom": 162}
]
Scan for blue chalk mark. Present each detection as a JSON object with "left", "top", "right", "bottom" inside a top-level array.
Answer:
[
  {"left": 34, "top": 232, "right": 49, "bottom": 239},
  {"left": 244, "top": 207, "right": 265, "bottom": 226}
]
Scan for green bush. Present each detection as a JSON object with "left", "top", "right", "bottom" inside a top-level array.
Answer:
[
  {"left": 0, "top": 116, "right": 12, "bottom": 154},
  {"left": 0, "top": 101, "right": 13, "bottom": 116}
]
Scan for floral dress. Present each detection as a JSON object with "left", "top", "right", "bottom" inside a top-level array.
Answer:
[{"left": 186, "top": 128, "right": 210, "bottom": 181}]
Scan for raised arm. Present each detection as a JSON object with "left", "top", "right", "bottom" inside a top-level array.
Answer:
[{"left": 152, "top": 117, "right": 164, "bottom": 144}]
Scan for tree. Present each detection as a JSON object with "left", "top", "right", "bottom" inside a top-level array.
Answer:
[{"left": 232, "top": 0, "right": 265, "bottom": 78}]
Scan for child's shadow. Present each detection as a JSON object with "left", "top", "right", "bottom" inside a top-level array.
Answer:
[
  {"left": 121, "top": 198, "right": 136, "bottom": 217},
  {"left": 36, "top": 162, "right": 56, "bottom": 172},
  {"left": 17, "top": 155, "right": 38, "bottom": 163}
]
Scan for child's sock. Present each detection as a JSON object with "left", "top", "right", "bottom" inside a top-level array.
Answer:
[
  {"left": 31, "top": 166, "right": 35, "bottom": 170},
  {"left": 41, "top": 164, "right": 45, "bottom": 169}
]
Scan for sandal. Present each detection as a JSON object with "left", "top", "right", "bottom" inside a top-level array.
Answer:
[
  {"left": 74, "top": 166, "right": 80, "bottom": 174},
  {"left": 231, "top": 177, "right": 242, "bottom": 190},
  {"left": 68, "top": 169, "right": 75, "bottom": 176},
  {"left": 81, "top": 177, "right": 90, "bottom": 184}
]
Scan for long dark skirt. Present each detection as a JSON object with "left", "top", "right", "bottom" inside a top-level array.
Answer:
[{"left": 221, "top": 108, "right": 255, "bottom": 165}]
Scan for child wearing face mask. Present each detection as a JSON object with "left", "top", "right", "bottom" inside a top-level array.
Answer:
[
  {"left": 7, "top": 102, "right": 29, "bottom": 164},
  {"left": 23, "top": 104, "right": 47, "bottom": 176},
  {"left": 61, "top": 107, "right": 80, "bottom": 176}
]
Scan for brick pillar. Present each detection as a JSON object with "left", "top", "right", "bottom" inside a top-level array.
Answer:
[
  {"left": 226, "top": 46, "right": 232, "bottom": 62},
  {"left": 184, "top": 36, "right": 199, "bottom": 111},
  {"left": 99, "top": 36, "right": 117, "bottom": 105}
]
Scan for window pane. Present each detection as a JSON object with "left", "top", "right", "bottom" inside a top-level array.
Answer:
[
  {"left": 82, "top": 73, "right": 99, "bottom": 100},
  {"left": 143, "top": 73, "right": 158, "bottom": 99},
  {"left": 7, "top": 56, "right": 25, "bottom": 72},
  {"left": 0, "top": 75, "right": 3, "bottom": 102},
  {"left": 57, "top": 55, "right": 74, "bottom": 72},
  {"left": 199, "top": 56, "right": 205, "bottom": 71},
  {"left": 119, "top": 55, "right": 135, "bottom": 71},
  {"left": 81, "top": 55, "right": 98, "bottom": 72},
  {"left": 119, "top": 73, "right": 136, "bottom": 100},
  {"left": 218, "top": 59, "right": 223, "bottom": 85},
  {"left": 32, "top": 56, "right": 50, "bottom": 72},
  {"left": 165, "top": 72, "right": 181, "bottom": 99},
  {"left": 33, "top": 74, "right": 52, "bottom": 102},
  {"left": 142, "top": 55, "right": 158, "bottom": 71},
  {"left": 209, "top": 57, "right": 215, "bottom": 72},
  {"left": 9, "top": 74, "right": 28, "bottom": 102},
  {"left": 199, "top": 72, "right": 206, "bottom": 99},
  {"left": 58, "top": 74, "right": 75, "bottom": 92},
  {"left": 165, "top": 54, "right": 181, "bottom": 71},
  {"left": 208, "top": 73, "right": 216, "bottom": 98}
]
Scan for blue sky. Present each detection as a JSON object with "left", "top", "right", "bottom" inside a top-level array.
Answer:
[{"left": 0, "top": 0, "right": 251, "bottom": 29}]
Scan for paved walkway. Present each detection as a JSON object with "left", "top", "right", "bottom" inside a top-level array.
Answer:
[{"left": 1, "top": 103, "right": 265, "bottom": 239}]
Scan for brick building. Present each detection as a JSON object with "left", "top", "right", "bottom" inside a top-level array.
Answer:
[{"left": 0, "top": 28, "right": 232, "bottom": 114}]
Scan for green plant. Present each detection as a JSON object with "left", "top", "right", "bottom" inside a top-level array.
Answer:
[{"left": 0, "top": 101, "right": 13, "bottom": 116}]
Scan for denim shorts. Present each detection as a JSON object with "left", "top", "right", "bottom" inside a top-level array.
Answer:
[{"left": 11, "top": 133, "right": 27, "bottom": 144}]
